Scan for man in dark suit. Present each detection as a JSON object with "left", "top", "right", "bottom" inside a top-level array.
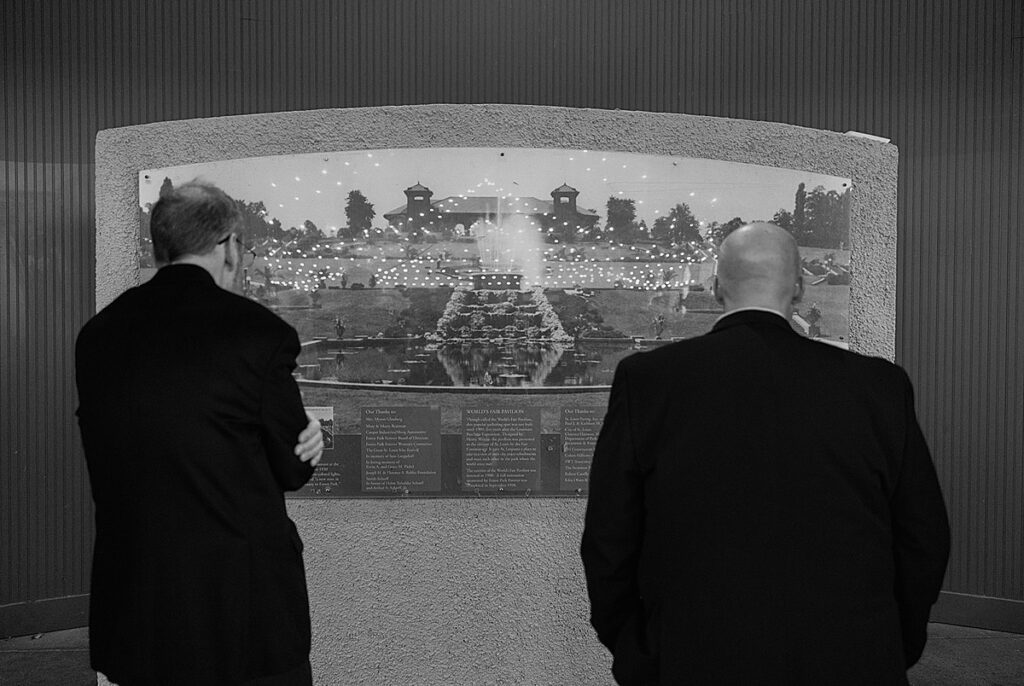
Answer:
[
  {"left": 76, "top": 181, "right": 324, "bottom": 685},
  {"left": 581, "top": 223, "right": 950, "bottom": 685}
]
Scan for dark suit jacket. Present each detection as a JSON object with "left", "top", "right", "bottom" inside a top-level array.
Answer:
[
  {"left": 581, "top": 310, "right": 950, "bottom": 686},
  {"left": 76, "top": 264, "right": 315, "bottom": 685}
]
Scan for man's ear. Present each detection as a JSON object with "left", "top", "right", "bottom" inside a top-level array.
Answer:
[
  {"left": 217, "top": 234, "right": 243, "bottom": 292},
  {"left": 713, "top": 276, "right": 725, "bottom": 305},
  {"left": 223, "top": 235, "right": 239, "bottom": 268},
  {"left": 792, "top": 275, "right": 804, "bottom": 304}
]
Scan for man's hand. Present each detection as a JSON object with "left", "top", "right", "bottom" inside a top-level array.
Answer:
[{"left": 294, "top": 413, "right": 324, "bottom": 467}]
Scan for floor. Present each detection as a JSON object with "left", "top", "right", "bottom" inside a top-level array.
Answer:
[
  {"left": 1, "top": 623, "right": 1022, "bottom": 685},
  {"left": 0, "top": 628, "right": 93, "bottom": 686}
]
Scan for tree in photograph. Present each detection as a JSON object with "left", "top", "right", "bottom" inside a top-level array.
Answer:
[
  {"left": 652, "top": 203, "right": 701, "bottom": 244},
  {"left": 704, "top": 220, "right": 721, "bottom": 244},
  {"left": 159, "top": 177, "right": 174, "bottom": 199},
  {"left": 257, "top": 265, "right": 275, "bottom": 292},
  {"left": 233, "top": 199, "right": 281, "bottom": 245},
  {"left": 652, "top": 213, "right": 669, "bottom": 242},
  {"left": 302, "top": 219, "right": 323, "bottom": 238},
  {"left": 291, "top": 220, "right": 324, "bottom": 251},
  {"left": 722, "top": 217, "right": 745, "bottom": 240},
  {"left": 793, "top": 182, "right": 807, "bottom": 239},
  {"left": 543, "top": 216, "right": 578, "bottom": 244},
  {"left": 267, "top": 216, "right": 284, "bottom": 241},
  {"left": 606, "top": 196, "right": 638, "bottom": 242},
  {"left": 802, "top": 186, "right": 849, "bottom": 248},
  {"left": 345, "top": 190, "right": 375, "bottom": 238},
  {"left": 772, "top": 208, "right": 795, "bottom": 234},
  {"left": 705, "top": 216, "right": 746, "bottom": 246}
]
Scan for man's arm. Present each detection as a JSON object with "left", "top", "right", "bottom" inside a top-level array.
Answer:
[
  {"left": 891, "top": 367, "right": 951, "bottom": 668},
  {"left": 260, "top": 327, "right": 316, "bottom": 491},
  {"left": 580, "top": 360, "right": 646, "bottom": 651}
]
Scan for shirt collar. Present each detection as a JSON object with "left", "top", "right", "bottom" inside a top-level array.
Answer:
[
  {"left": 151, "top": 263, "right": 217, "bottom": 287},
  {"left": 714, "top": 306, "right": 789, "bottom": 326}
]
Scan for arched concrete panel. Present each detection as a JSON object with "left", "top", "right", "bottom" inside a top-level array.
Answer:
[{"left": 95, "top": 105, "right": 896, "bottom": 685}]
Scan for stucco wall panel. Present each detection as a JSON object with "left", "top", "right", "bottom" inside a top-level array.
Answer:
[
  {"left": 96, "top": 104, "right": 896, "bottom": 683},
  {"left": 292, "top": 499, "right": 600, "bottom": 684}
]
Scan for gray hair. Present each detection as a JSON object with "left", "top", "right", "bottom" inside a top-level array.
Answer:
[{"left": 149, "top": 180, "right": 242, "bottom": 264}]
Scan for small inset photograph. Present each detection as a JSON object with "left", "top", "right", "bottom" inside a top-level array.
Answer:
[{"left": 304, "top": 406, "right": 334, "bottom": 450}]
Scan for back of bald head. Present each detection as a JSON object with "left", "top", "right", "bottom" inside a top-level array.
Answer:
[{"left": 715, "top": 222, "right": 803, "bottom": 313}]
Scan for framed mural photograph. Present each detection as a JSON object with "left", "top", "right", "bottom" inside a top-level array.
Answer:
[{"left": 139, "top": 146, "right": 852, "bottom": 497}]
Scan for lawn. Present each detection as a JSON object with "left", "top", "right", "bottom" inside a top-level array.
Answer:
[
  {"left": 590, "top": 289, "right": 720, "bottom": 339},
  {"left": 270, "top": 287, "right": 452, "bottom": 340},
  {"left": 545, "top": 288, "right": 722, "bottom": 340}
]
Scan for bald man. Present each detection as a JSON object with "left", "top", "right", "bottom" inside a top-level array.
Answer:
[{"left": 581, "top": 224, "right": 949, "bottom": 685}]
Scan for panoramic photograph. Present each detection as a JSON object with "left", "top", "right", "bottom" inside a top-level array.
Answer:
[{"left": 139, "top": 147, "right": 852, "bottom": 492}]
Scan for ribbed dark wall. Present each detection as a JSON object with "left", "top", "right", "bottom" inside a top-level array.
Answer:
[{"left": 2, "top": 0, "right": 1021, "bottom": 631}]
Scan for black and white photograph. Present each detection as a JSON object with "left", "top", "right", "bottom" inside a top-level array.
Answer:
[
  {"left": 3, "top": 2, "right": 1020, "bottom": 685},
  {"left": 139, "top": 148, "right": 852, "bottom": 437}
]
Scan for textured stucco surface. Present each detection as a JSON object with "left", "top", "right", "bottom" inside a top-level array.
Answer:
[
  {"left": 290, "top": 498, "right": 600, "bottom": 685},
  {"left": 95, "top": 105, "right": 897, "bottom": 684}
]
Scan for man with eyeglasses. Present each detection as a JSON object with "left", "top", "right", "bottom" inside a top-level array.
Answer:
[
  {"left": 76, "top": 180, "right": 323, "bottom": 685},
  {"left": 217, "top": 231, "right": 257, "bottom": 295}
]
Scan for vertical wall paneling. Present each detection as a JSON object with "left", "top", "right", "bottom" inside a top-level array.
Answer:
[{"left": 1, "top": 0, "right": 1022, "bottom": 633}]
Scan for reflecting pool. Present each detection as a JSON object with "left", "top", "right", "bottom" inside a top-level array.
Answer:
[{"left": 296, "top": 339, "right": 657, "bottom": 388}]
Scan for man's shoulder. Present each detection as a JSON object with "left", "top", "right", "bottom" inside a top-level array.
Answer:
[
  {"left": 79, "top": 283, "right": 296, "bottom": 348},
  {"left": 217, "top": 296, "right": 302, "bottom": 356},
  {"left": 794, "top": 333, "right": 899, "bottom": 372},
  {"left": 786, "top": 334, "right": 911, "bottom": 398},
  {"left": 227, "top": 290, "right": 290, "bottom": 322},
  {"left": 619, "top": 325, "right": 906, "bottom": 382},
  {"left": 77, "top": 285, "right": 146, "bottom": 342},
  {"left": 840, "top": 347, "right": 909, "bottom": 388},
  {"left": 206, "top": 287, "right": 295, "bottom": 331}
]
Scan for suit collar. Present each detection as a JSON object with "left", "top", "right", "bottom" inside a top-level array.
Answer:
[
  {"left": 712, "top": 308, "right": 794, "bottom": 334},
  {"left": 150, "top": 263, "right": 217, "bottom": 287}
]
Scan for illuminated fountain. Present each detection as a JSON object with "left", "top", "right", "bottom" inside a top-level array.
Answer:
[
  {"left": 429, "top": 212, "right": 570, "bottom": 386},
  {"left": 472, "top": 213, "right": 545, "bottom": 287}
]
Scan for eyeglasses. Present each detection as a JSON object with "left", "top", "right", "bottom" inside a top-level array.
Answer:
[{"left": 217, "top": 233, "right": 257, "bottom": 269}]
